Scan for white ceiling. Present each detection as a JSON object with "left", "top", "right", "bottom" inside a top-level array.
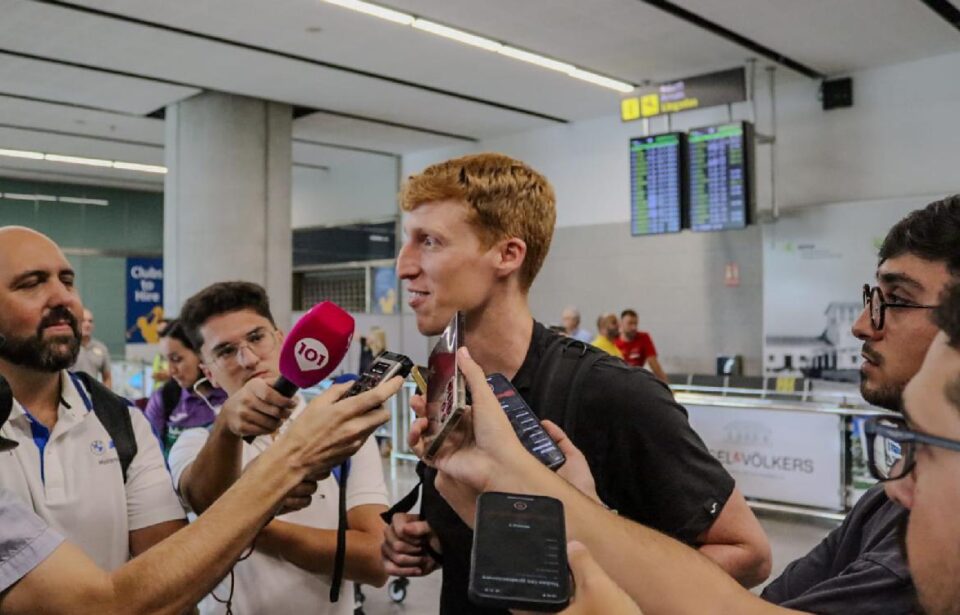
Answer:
[{"left": 0, "top": 0, "right": 956, "bottom": 188}]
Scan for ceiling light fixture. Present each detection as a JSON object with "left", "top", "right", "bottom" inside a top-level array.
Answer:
[
  {"left": 0, "top": 147, "right": 167, "bottom": 174},
  {"left": 0, "top": 193, "right": 109, "bottom": 206},
  {"left": 58, "top": 196, "right": 109, "bottom": 206},
  {"left": 44, "top": 153, "right": 113, "bottom": 168},
  {"left": 411, "top": 19, "right": 502, "bottom": 52},
  {"left": 321, "top": 0, "right": 635, "bottom": 93},
  {"left": 112, "top": 161, "right": 168, "bottom": 174},
  {"left": 0, "top": 148, "right": 44, "bottom": 160},
  {"left": 324, "top": 0, "right": 413, "bottom": 25},
  {"left": 1, "top": 193, "right": 57, "bottom": 202}
]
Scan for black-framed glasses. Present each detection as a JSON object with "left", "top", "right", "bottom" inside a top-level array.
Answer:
[
  {"left": 862, "top": 284, "right": 937, "bottom": 330},
  {"left": 864, "top": 415, "right": 960, "bottom": 481}
]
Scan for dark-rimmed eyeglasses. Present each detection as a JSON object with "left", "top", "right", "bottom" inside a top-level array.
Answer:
[
  {"left": 864, "top": 415, "right": 960, "bottom": 481},
  {"left": 862, "top": 284, "right": 937, "bottom": 331}
]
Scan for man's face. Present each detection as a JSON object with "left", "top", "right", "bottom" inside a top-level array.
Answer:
[
  {"left": 561, "top": 310, "right": 579, "bottom": 333},
  {"left": 890, "top": 334, "right": 960, "bottom": 615},
  {"left": 81, "top": 309, "right": 94, "bottom": 338},
  {"left": 197, "top": 309, "right": 282, "bottom": 395},
  {"left": 852, "top": 254, "right": 951, "bottom": 410},
  {"left": 397, "top": 201, "right": 502, "bottom": 336},
  {"left": 621, "top": 314, "right": 638, "bottom": 338},
  {"left": 0, "top": 229, "right": 82, "bottom": 372},
  {"left": 601, "top": 316, "right": 619, "bottom": 339}
]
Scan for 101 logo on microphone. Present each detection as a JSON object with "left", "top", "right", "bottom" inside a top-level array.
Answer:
[{"left": 295, "top": 338, "right": 330, "bottom": 372}]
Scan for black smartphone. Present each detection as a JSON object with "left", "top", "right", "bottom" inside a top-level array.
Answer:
[
  {"left": 487, "top": 374, "right": 565, "bottom": 470},
  {"left": 469, "top": 492, "right": 570, "bottom": 612},
  {"left": 345, "top": 351, "right": 413, "bottom": 397}
]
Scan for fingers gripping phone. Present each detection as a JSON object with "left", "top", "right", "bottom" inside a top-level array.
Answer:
[
  {"left": 469, "top": 492, "right": 570, "bottom": 612},
  {"left": 486, "top": 374, "right": 566, "bottom": 470},
  {"left": 424, "top": 312, "right": 467, "bottom": 459},
  {"left": 345, "top": 351, "right": 413, "bottom": 397}
]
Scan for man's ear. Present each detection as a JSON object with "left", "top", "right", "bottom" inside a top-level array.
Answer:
[
  {"left": 494, "top": 237, "right": 527, "bottom": 280},
  {"left": 199, "top": 362, "right": 219, "bottom": 389}
]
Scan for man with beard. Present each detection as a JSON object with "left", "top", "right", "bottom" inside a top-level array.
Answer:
[{"left": 0, "top": 227, "right": 186, "bottom": 571}]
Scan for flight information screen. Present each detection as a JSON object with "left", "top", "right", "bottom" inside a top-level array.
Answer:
[
  {"left": 629, "top": 132, "right": 683, "bottom": 235},
  {"left": 687, "top": 122, "right": 752, "bottom": 231}
]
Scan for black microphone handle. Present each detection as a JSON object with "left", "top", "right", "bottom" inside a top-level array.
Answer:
[{"left": 242, "top": 375, "right": 300, "bottom": 444}]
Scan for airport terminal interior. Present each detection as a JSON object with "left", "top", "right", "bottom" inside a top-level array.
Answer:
[{"left": 1, "top": 1, "right": 960, "bottom": 614}]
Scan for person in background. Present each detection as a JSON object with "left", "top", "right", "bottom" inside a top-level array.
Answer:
[
  {"left": 72, "top": 308, "right": 112, "bottom": 389},
  {"left": 142, "top": 319, "right": 225, "bottom": 457},
  {"left": 151, "top": 318, "right": 171, "bottom": 388},
  {"left": 359, "top": 326, "right": 387, "bottom": 376},
  {"left": 590, "top": 313, "right": 623, "bottom": 358},
  {"left": 616, "top": 308, "right": 668, "bottom": 382},
  {"left": 560, "top": 306, "right": 592, "bottom": 343}
]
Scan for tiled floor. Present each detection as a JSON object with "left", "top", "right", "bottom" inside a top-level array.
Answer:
[{"left": 357, "top": 460, "right": 840, "bottom": 614}]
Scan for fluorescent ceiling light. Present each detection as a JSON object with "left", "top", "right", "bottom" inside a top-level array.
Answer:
[
  {"left": 0, "top": 148, "right": 44, "bottom": 160},
  {"left": 2, "top": 193, "right": 57, "bottom": 201},
  {"left": 568, "top": 69, "right": 635, "bottom": 94},
  {"left": 0, "top": 146, "right": 165, "bottom": 174},
  {"left": 45, "top": 153, "right": 113, "bottom": 168},
  {"left": 412, "top": 19, "right": 502, "bottom": 52},
  {"left": 497, "top": 46, "right": 575, "bottom": 73},
  {"left": 113, "top": 161, "right": 168, "bottom": 174},
  {"left": 321, "top": 0, "right": 635, "bottom": 92},
  {"left": 324, "top": 0, "right": 413, "bottom": 25},
  {"left": 59, "top": 196, "right": 109, "bottom": 206}
]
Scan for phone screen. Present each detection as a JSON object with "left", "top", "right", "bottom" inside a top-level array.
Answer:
[
  {"left": 487, "top": 374, "right": 565, "bottom": 470},
  {"left": 469, "top": 492, "right": 569, "bottom": 612},
  {"left": 424, "top": 312, "right": 466, "bottom": 457}
]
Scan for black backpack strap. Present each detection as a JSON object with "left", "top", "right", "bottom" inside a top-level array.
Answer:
[
  {"left": 531, "top": 335, "right": 606, "bottom": 440},
  {"left": 73, "top": 372, "right": 138, "bottom": 483}
]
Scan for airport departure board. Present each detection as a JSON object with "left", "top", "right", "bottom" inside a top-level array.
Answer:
[
  {"left": 687, "top": 122, "right": 753, "bottom": 231},
  {"left": 629, "top": 132, "right": 683, "bottom": 235}
]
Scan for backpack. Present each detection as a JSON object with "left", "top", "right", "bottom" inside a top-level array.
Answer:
[{"left": 72, "top": 372, "right": 138, "bottom": 483}]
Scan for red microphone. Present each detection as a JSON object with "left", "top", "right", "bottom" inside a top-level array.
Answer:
[{"left": 243, "top": 301, "right": 355, "bottom": 443}]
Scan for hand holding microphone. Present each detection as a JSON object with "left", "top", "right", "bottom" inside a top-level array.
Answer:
[{"left": 217, "top": 302, "right": 357, "bottom": 443}]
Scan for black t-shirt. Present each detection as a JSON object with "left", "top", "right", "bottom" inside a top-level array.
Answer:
[
  {"left": 421, "top": 321, "right": 736, "bottom": 615},
  {"left": 761, "top": 485, "right": 915, "bottom": 614}
]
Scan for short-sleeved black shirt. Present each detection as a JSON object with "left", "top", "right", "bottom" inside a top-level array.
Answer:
[
  {"left": 761, "top": 485, "right": 916, "bottom": 614},
  {"left": 421, "top": 321, "right": 736, "bottom": 615}
]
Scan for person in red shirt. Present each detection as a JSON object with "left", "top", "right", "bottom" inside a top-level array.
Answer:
[{"left": 616, "top": 309, "right": 668, "bottom": 383}]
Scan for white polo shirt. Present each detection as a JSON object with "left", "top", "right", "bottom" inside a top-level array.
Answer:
[
  {"left": 0, "top": 371, "right": 185, "bottom": 570},
  {"left": 169, "top": 399, "right": 389, "bottom": 615}
]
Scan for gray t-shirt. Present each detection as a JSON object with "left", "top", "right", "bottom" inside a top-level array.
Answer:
[
  {"left": 73, "top": 339, "right": 111, "bottom": 381},
  {"left": 0, "top": 489, "right": 64, "bottom": 592},
  {"left": 761, "top": 485, "right": 915, "bottom": 614}
]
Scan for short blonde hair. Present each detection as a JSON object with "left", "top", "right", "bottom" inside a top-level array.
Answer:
[{"left": 400, "top": 153, "right": 556, "bottom": 290}]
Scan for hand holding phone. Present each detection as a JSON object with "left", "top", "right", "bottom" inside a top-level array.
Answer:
[{"left": 486, "top": 374, "right": 565, "bottom": 470}]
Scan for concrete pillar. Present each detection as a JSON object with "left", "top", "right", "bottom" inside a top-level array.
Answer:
[{"left": 163, "top": 91, "right": 293, "bottom": 328}]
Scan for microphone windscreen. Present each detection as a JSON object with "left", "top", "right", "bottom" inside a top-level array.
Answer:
[{"left": 278, "top": 302, "right": 355, "bottom": 389}]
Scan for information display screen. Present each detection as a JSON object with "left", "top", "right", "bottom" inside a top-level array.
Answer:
[
  {"left": 687, "top": 122, "right": 753, "bottom": 232},
  {"left": 629, "top": 132, "right": 683, "bottom": 235}
]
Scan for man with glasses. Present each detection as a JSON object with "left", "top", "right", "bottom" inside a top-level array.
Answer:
[
  {"left": 756, "top": 195, "right": 960, "bottom": 612},
  {"left": 171, "top": 282, "right": 390, "bottom": 614}
]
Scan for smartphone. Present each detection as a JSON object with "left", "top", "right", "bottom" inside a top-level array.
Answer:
[
  {"left": 487, "top": 374, "right": 565, "bottom": 470},
  {"left": 345, "top": 351, "right": 413, "bottom": 397},
  {"left": 424, "top": 312, "right": 467, "bottom": 459},
  {"left": 469, "top": 492, "right": 570, "bottom": 612}
]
